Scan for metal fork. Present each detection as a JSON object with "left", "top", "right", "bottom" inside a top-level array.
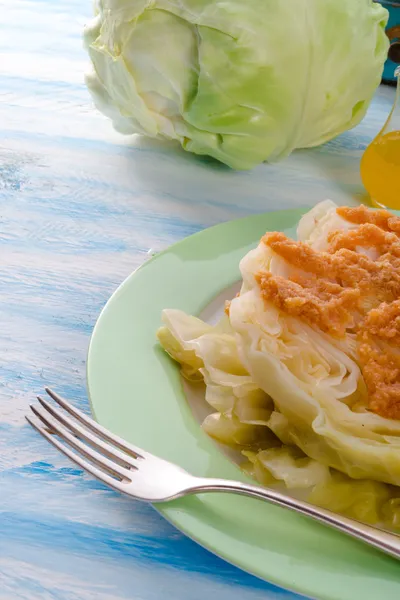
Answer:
[{"left": 27, "top": 388, "right": 400, "bottom": 562}]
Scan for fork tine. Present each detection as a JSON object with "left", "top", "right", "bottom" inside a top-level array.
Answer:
[
  {"left": 45, "top": 388, "right": 145, "bottom": 459},
  {"left": 37, "top": 395, "right": 135, "bottom": 470},
  {"left": 30, "top": 404, "right": 131, "bottom": 482},
  {"left": 26, "top": 415, "right": 127, "bottom": 493}
]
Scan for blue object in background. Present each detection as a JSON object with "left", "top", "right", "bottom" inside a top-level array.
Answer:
[{"left": 378, "top": 0, "right": 400, "bottom": 83}]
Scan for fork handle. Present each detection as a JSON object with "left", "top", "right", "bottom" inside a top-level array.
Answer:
[{"left": 190, "top": 478, "right": 400, "bottom": 561}]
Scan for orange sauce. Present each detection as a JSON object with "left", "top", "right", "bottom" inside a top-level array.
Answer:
[
  {"left": 361, "top": 131, "right": 400, "bottom": 210},
  {"left": 257, "top": 206, "right": 400, "bottom": 420}
]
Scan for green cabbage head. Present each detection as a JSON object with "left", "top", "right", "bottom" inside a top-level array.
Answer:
[{"left": 84, "top": 0, "right": 388, "bottom": 169}]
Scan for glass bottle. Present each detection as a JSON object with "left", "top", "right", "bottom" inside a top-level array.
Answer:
[{"left": 361, "top": 66, "right": 400, "bottom": 210}]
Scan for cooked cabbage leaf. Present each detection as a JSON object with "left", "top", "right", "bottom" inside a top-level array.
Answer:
[{"left": 157, "top": 309, "right": 273, "bottom": 434}]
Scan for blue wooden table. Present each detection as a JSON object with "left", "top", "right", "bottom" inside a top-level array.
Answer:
[{"left": 0, "top": 1, "right": 395, "bottom": 598}]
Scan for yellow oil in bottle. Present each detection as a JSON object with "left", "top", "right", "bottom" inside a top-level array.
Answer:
[
  {"left": 361, "top": 66, "right": 400, "bottom": 210},
  {"left": 361, "top": 131, "right": 400, "bottom": 210}
]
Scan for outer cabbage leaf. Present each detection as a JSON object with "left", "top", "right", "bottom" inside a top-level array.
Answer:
[
  {"left": 84, "top": 0, "right": 388, "bottom": 169},
  {"left": 244, "top": 446, "right": 330, "bottom": 489},
  {"left": 203, "top": 412, "right": 273, "bottom": 447},
  {"left": 157, "top": 309, "right": 274, "bottom": 442},
  {"left": 309, "top": 471, "right": 392, "bottom": 525}
]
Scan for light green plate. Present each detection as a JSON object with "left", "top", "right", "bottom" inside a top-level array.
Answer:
[{"left": 87, "top": 208, "right": 400, "bottom": 600}]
